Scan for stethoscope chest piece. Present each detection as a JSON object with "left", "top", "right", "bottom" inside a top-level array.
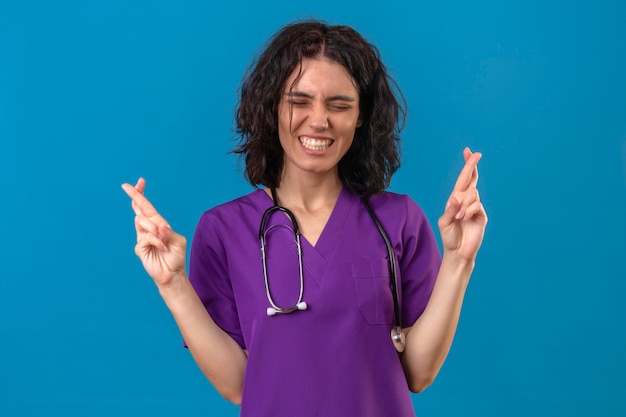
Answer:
[{"left": 391, "top": 327, "right": 406, "bottom": 353}]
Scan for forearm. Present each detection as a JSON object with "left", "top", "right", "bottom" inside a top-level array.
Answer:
[
  {"left": 158, "top": 275, "right": 247, "bottom": 405},
  {"left": 401, "top": 253, "right": 474, "bottom": 392}
]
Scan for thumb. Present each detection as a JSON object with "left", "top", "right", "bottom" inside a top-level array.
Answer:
[
  {"left": 438, "top": 197, "right": 460, "bottom": 229},
  {"left": 158, "top": 223, "right": 186, "bottom": 248}
]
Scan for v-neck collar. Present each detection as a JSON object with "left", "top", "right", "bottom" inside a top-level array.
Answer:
[
  {"left": 259, "top": 187, "right": 356, "bottom": 284},
  {"left": 298, "top": 186, "right": 354, "bottom": 284},
  {"left": 305, "top": 186, "right": 352, "bottom": 254},
  {"left": 260, "top": 186, "right": 353, "bottom": 250}
]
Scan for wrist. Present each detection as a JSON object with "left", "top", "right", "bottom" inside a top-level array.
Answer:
[
  {"left": 156, "top": 273, "right": 191, "bottom": 300},
  {"left": 441, "top": 252, "right": 475, "bottom": 275}
]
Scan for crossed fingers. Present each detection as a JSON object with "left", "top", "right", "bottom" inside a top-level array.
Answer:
[
  {"left": 450, "top": 148, "right": 483, "bottom": 222},
  {"left": 453, "top": 148, "right": 481, "bottom": 193},
  {"left": 121, "top": 178, "right": 171, "bottom": 250}
]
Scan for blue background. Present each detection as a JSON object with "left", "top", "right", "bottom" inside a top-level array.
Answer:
[{"left": 1, "top": 0, "right": 625, "bottom": 415}]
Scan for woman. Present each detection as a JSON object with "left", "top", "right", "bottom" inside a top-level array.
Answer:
[{"left": 122, "top": 20, "right": 487, "bottom": 416}]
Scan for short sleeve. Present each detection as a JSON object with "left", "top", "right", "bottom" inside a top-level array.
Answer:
[
  {"left": 187, "top": 212, "right": 246, "bottom": 349},
  {"left": 398, "top": 196, "right": 441, "bottom": 327}
]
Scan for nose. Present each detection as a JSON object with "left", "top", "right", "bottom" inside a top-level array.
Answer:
[{"left": 308, "top": 102, "right": 328, "bottom": 130}]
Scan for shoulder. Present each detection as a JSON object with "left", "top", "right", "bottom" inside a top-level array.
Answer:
[
  {"left": 366, "top": 190, "right": 428, "bottom": 223},
  {"left": 198, "top": 189, "right": 268, "bottom": 222},
  {"left": 194, "top": 189, "right": 270, "bottom": 240},
  {"left": 363, "top": 190, "right": 437, "bottom": 254}
]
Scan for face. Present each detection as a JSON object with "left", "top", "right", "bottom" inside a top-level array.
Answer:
[{"left": 277, "top": 57, "right": 362, "bottom": 180}]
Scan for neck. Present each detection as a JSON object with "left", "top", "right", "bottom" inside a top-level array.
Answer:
[{"left": 272, "top": 170, "right": 343, "bottom": 213}]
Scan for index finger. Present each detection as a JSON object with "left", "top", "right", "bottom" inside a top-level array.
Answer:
[
  {"left": 453, "top": 148, "right": 482, "bottom": 192},
  {"left": 121, "top": 182, "right": 161, "bottom": 219}
]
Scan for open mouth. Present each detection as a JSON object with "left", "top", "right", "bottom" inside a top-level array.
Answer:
[{"left": 299, "top": 136, "right": 333, "bottom": 151}]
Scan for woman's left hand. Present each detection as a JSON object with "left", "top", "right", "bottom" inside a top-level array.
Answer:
[
  {"left": 438, "top": 148, "right": 488, "bottom": 262},
  {"left": 402, "top": 149, "right": 488, "bottom": 392}
]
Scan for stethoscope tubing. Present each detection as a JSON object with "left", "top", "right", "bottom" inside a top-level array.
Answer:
[
  {"left": 259, "top": 205, "right": 305, "bottom": 315},
  {"left": 259, "top": 189, "right": 403, "bottom": 351}
]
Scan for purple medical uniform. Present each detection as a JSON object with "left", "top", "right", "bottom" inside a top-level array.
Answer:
[{"left": 189, "top": 187, "right": 441, "bottom": 417}]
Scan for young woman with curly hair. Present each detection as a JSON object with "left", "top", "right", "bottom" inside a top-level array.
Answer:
[{"left": 122, "top": 19, "right": 487, "bottom": 417}]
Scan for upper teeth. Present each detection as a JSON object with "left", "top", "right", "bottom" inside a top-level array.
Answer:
[{"left": 300, "top": 137, "right": 332, "bottom": 151}]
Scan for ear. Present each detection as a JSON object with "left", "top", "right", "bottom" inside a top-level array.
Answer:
[{"left": 356, "top": 117, "right": 363, "bottom": 128}]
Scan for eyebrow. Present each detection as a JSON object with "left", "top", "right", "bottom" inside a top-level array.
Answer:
[{"left": 286, "top": 91, "right": 357, "bottom": 102}]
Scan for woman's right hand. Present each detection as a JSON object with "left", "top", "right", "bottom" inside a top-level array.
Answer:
[{"left": 121, "top": 178, "right": 187, "bottom": 288}]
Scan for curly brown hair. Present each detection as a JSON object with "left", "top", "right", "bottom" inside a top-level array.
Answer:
[{"left": 233, "top": 20, "right": 406, "bottom": 198}]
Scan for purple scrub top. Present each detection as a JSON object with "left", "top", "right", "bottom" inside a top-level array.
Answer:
[{"left": 189, "top": 187, "right": 441, "bottom": 417}]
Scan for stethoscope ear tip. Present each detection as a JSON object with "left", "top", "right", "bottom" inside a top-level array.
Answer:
[
  {"left": 267, "top": 307, "right": 278, "bottom": 316},
  {"left": 296, "top": 301, "right": 308, "bottom": 311}
]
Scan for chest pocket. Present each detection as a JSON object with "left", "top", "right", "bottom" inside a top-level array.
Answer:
[{"left": 352, "top": 259, "right": 394, "bottom": 325}]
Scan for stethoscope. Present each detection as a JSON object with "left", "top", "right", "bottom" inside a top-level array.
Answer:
[{"left": 259, "top": 188, "right": 406, "bottom": 353}]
